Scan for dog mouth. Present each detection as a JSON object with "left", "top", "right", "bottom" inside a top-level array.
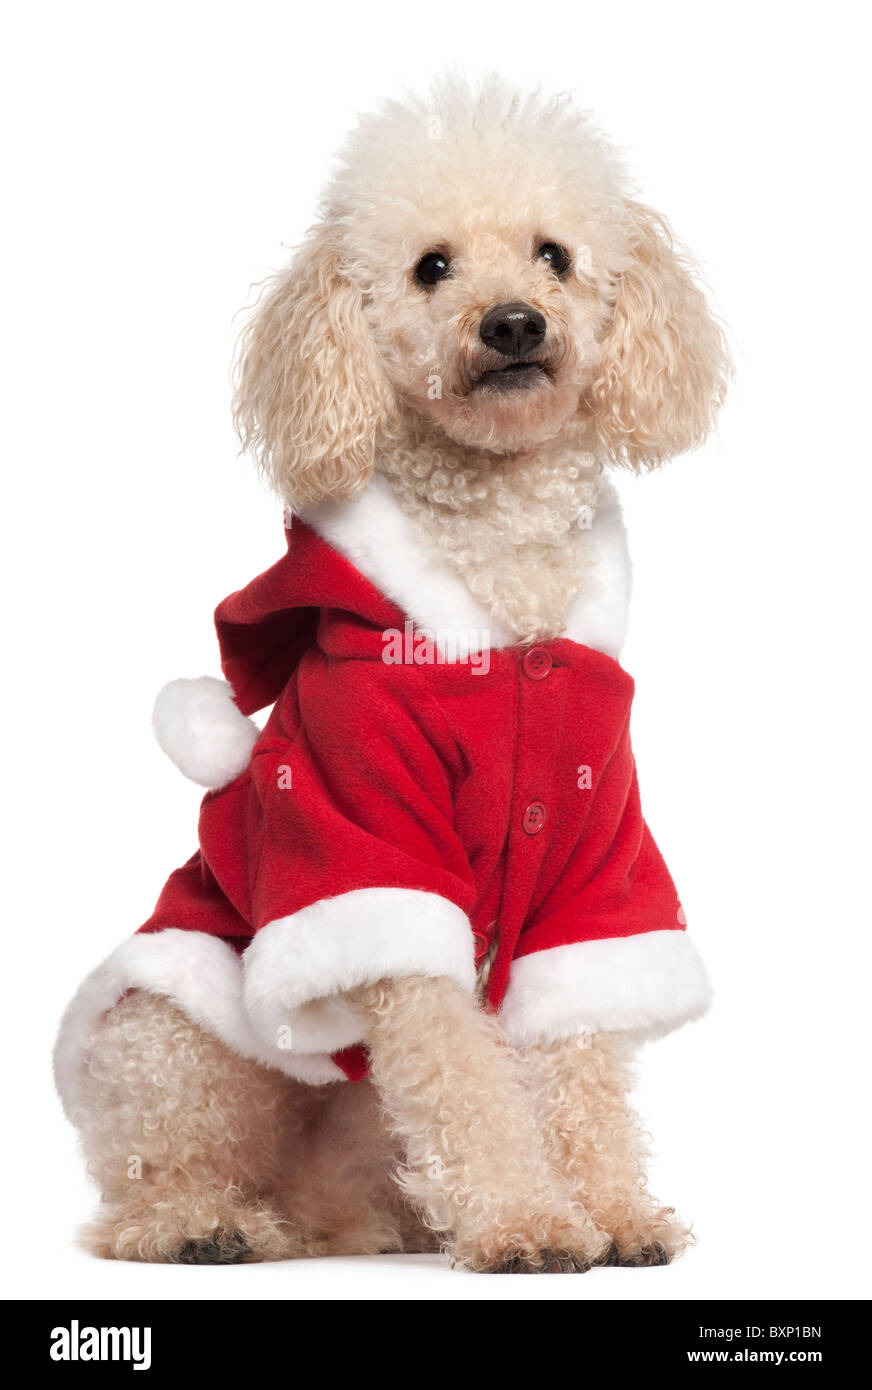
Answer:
[{"left": 471, "top": 360, "right": 549, "bottom": 393}]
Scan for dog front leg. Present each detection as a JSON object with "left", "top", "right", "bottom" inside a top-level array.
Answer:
[
  {"left": 356, "top": 975, "right": 609, "bottom": 1272},
  {"left": 521, "top": 1033, "right": 691, "bottom": 1265}
]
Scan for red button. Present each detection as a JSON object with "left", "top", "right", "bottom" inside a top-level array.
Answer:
[
  {"left": 522, "top": 647, "right": 552, "bottom": 681},
  {"left": 522, "top": 801, "right": 547, "bottom": 835}
]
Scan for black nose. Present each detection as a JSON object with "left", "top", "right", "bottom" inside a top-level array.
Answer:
[{"left": 479, "top": 301, "right": 547, "bottom": 358}]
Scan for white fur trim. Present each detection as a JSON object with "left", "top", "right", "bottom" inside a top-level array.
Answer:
[
  {"left": 243, "top": 888, "right": 476, "bottom": 1054},
  {"left": 303, "top": 475, "right": 511, "bottom": 658},
  {"left": 152, "top": 677, "right": 259, "bottom": 789},
  {"left": 53, "top": 929, "right": 345, "bottom": 1117},
  {"left": 564, "top": 482, "right": 631, "bottom": 658},
  {"left": 302, "top": 474, "right": 631, "bottom": 661},
  {"left": 500, "top": 930, "right": 712, "bottom": 1048}
]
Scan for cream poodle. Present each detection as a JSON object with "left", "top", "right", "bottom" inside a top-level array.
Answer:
[{"left": 55, "top": 77, "right": 730, "bottom": 1273}]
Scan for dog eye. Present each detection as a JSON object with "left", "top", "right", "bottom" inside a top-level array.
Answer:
[
  {"left": 414, "top": 252, "right": 451, "bottom": 287},
  {"left": 536, "top": 242, "right": 571, "bottom": 278}
]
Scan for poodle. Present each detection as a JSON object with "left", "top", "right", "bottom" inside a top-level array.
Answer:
[{"left": 54, "top": 77, "right": 730, "bottom": 1273}]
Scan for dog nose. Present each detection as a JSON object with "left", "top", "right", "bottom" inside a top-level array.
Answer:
[{"left": 479, "top": 302, "right": 547, "bottom": 358}]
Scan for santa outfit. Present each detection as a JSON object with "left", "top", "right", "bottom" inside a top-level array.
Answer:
[{"left": 54, "top": 477, "right": 710, "bottom": 1111}]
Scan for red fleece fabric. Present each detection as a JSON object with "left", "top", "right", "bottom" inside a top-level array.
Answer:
[{"left": 140, "top": 519, "right": 685, "bottom": 1079}]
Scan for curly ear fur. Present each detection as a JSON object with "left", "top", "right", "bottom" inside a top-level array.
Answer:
[
  {"left": 233, "top": 232, "right": 395, "bottom": 506},
  {"left": 590, "top": 202, "right": 731, "bottom": 469}
]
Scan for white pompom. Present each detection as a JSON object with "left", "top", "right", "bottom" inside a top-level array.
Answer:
[{"left": 152, "top": 677, "right": 259, "bottom": 789}]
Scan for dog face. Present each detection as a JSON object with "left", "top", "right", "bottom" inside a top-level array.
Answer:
[
  {"left": 361, "top": 209, "right": 608, "bottom": 455},
  {"left": 234, "top": 80, "right": 729, "bottom": 506}
]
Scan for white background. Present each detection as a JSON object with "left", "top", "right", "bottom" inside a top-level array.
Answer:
[{"left": 3, "top": 0, "right": 870, "bottom": 1302}]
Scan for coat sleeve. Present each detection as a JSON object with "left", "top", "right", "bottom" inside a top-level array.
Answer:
[
  {"left": 238, "top": 652, "right": 477, "bottom": 1059},
  {"left": 498, "top": 716, "right": 711, "bottom": 1049}
]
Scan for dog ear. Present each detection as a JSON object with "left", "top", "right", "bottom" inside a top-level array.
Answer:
[
  {"left": 589, "top": 202, "right": 730, "bottom": 469},
  {"left": 233, "top": 231, "right": 395, "bottom": 506}
]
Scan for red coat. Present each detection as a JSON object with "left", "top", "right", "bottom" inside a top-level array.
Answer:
[{"left": 54, "top": 481, "right": 710, "bottom": 1107}]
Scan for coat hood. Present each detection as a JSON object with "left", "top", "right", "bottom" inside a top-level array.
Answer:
[
  {"left": 152, "top": 514, "right": 405, "bottom": 790},
  {"left": 152, "top": 474, "right": 632, "bottom": 790},
  {"left": 216, "top": 514, "right": 402, "bottom": 717}
]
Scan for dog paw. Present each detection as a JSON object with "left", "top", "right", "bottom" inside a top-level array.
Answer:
[
  {"left": 595, "top": 1239, "right": 670, "bottom": 1267},
  {"left": 589, "top": 1199, "right": 690, "bottom": 1267},
  {"left": 456, "top": 1217, "right": 608, "bottom": 1273},
  {"left": 173, "top": 1228, "right": 252, "bottom": 1265},
  {"left": 80, "top": 1194, "right": 297, "bottom": 1263},
  {"left": 623, "top": 1240, "right": 671, "bottom": 1267},
  {"left": 491, "top": 1248, "right": 591, "bottom": 1274}
]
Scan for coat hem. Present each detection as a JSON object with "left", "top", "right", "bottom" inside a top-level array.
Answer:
[
  {"left": 53, "top": 888, "right": 477, "bottom": 1114},
  {"left": 242, "top": 887, "right": 477, "bottom": 1054},
  {"left": 54, "top": 919, "right": 710, "bottom": 1116},
  {"left": 500, "top": 928, "right": 712, "bottom": 1048},
  {"left": 52, "top": 929, "right": 347, "bottom": 1119}
]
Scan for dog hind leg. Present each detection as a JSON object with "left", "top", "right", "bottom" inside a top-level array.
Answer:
[{"left": 72, "top": 989, "right": 302, "bottom": 1262}]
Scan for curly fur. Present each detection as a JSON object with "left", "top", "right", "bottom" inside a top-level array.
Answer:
[
  {"left": 65, "top": 76, "right": 727, "bottom": 1272},
  {"left": 521, "top": 1033, "right": 692, "bottom": 1264},
  {"left": 233, "top": 238, "right": 398, "bottom": 506},
  {"left": 74, "top": 991, "right": 295, "bottom": 1262},
  {"left": 358, "top": 976, "right": 610, "bottom": 1272},
  {"left": 76, "top": 991, "right": 432, "bottom": 1262},
  {"left": 586, "top": 202, "right": 729, "bottom": 469},
  {"left": 378, "top": 420, "right": 603, "bottom": 642}
]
